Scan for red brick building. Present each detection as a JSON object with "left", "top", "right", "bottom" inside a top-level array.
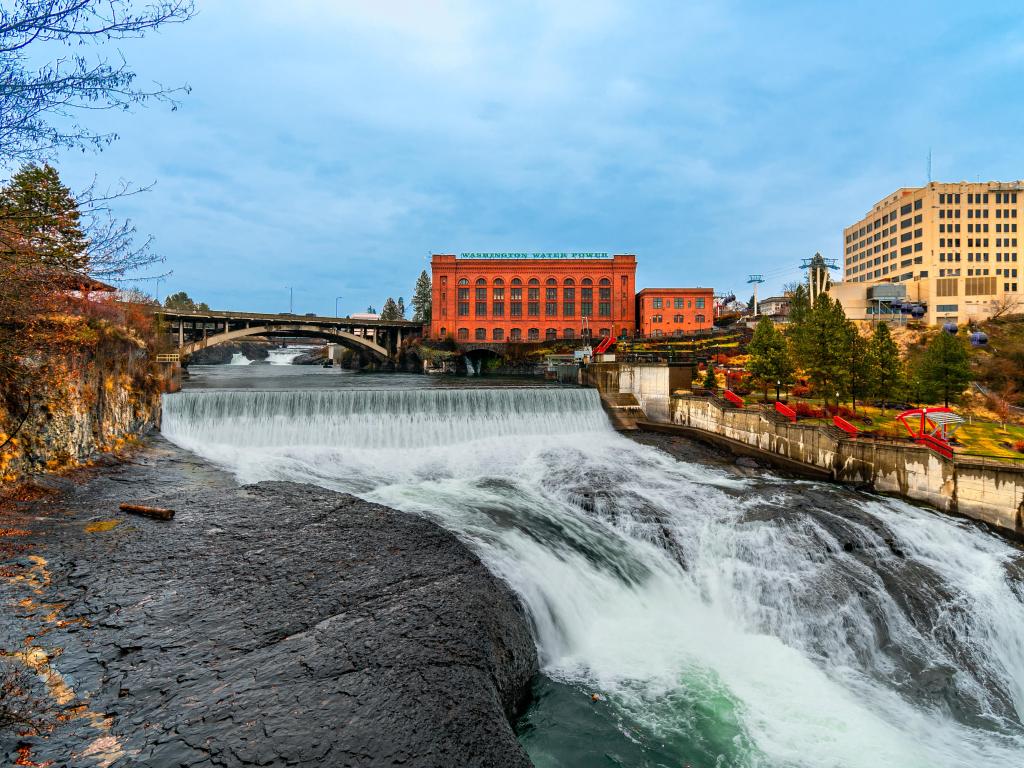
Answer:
[
  {"left": 635, "top": 287, "right": 714, "bottom": 337},
  {"left": 430, "top": 253, "right": 637, "bottom": 342}
]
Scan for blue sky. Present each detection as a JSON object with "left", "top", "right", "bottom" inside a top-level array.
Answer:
[{"left": 39, "top": 1, "right": 1024, "bottom": 314}]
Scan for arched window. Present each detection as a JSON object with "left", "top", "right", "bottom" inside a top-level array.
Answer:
[
  {"left": 695, "top": 314, "right": 706, "bottom": 323},
  {"left": 563, "top": 277, "right": 575, "bottom": 285},
  {"left": 581, "top": 277, "right": 592, "bottom": 285},
  {"left": 475, "top": 328, "right": 486, "bottom": 340},
  {"left": 493, "top": 277, "right": 504, "bottom": 286},
  {"left": 457, "top": 328, "right": 468, "bottom": 339},
  {"left": 511, "top": 277, "right": 522, "bottom": 285},
  {"left": 528, "top": 277, "right": 540, "bottom": 285},
  {"left": 493, "top": 328, "right": 504, "bottom": 341},
  {"left": 545, "top": 328, "right": 557, "bottom": 340},
  {"left": 546, "top": 277, "right": 557, "bottom": 285},
  {"left": 599, "top": 277, "right": 611, "bottom": 285},
  {"left": 458, "top": 278, "right": 469, "bottom": 285},
  {"left": 528, "top": 328, "right": 539, "bottom": 341},
  {"left": 509, "top": 328, "right": 521, "bottom": 341},
  {"left": 564, "top": 328, "right": 575, "bottom": 339},
  {"left": 439, "top": 327, "right": 447, "bottom": 337},
  {"left": 581, "top": 327, "right": 592, "bottom": 338},
  {"left": 476, "top": 277, "right": 487, "bottom": 285},
  {"left": 599, "top": 328, "right": 610, "bottom": 337}
]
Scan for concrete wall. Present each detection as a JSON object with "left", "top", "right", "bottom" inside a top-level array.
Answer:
[
  {"left": 670, "top": 395, "right": 1024, "bottom": 538},
  {"left": 585, "top": 362, "right": 690, "bottom": 422}
]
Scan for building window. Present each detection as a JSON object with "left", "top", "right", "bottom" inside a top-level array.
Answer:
[
  {"left": 598, "top": 301, "right": 611, "bottom": 317},
  {"left": 457, "top": 286, "right": 469, "bottom": 316},
  {"left": 563, "top": 328, "right": 574, "bottom": 339},
  {"left": 474, "top": 328, "right": 486, "bottom": 340},
  {"left": 674, "top": 298, "right": 684, "bottom": 309},
  {"left": 652, "top": 297, "right": 663, "bottom": 309},
  {"left": 528, "top": 328, "right": 539, "bottom": 341},
  {"left": 563, "top": 302, "right": 575, "bottom": 318},
  {"left": 439, "top": 327, "right": 447, "bottom": 337},
  {"left": 492, "top": 328, "right": 504, "bottom": 341},
  {"left": 546, "top": 328, "right": 557, "bottom": 340},
  {"left": 695, "top": 314, "right": 705, "bottom": 323},
  {"left": 673, "top": 314, "right": 684, "bottom": 322},
  {"left": 492, "top": 301, "right": 504, "bottom": 317},
  {"left": 510, "top": 285, "right": 522, "bottom": 301},
  {"left": 457, "top": 328, "right": 468, "bottom": 340},
  {"left": 510, "top": 301, "right": 522, "bottom": 318},
  {"left": 695, "top": 297, "right": 705, "bottom": 309},
  {"left": 475, "top": 301, "right": 487, "bottom": 317},
  {"left": 493, "top": 286, "right": 505, "bottom": 300},
  {"left": 527, "top": 301, "right": 539, "bottom": 317},
  {"left": 599, "top": 328, "right": 610, "bottom": 337},
  {"left": 510, "top": 328, "right": 521, "bottom": 341}
]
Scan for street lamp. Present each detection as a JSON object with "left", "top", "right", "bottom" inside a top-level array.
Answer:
[
  {"left": 335, "top": 296, "right": 344, "bottom": 318},
  {"left": 284, "top": 286, "right": 293, "bottom": 314},
  {"left": 155, "top": 276, "right": 165, "bottom": 304}
]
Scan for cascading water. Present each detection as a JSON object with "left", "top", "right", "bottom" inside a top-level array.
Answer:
[
  {"left": 228, "top": 352, "right": 251, "bottom": 365},
  {"left": 161, "top": 387, "right": 1024, "bottom": 767},
  {"left": 266, "top": 347, "right": 311, "bottom": 365}
]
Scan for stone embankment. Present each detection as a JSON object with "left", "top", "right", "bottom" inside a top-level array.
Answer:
[{"left": 1, "top": 437, "right": 537, "bottom": 768}]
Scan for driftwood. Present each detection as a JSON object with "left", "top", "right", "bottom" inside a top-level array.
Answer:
[{"left": 119, "top": 503, "right": 175, "bottom": 521}]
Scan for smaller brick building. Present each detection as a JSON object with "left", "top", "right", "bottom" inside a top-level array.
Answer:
[{"left": 635, "top": 287, "right": 714, "bottom": 337}]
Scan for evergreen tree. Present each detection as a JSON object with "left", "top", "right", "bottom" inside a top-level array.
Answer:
[
  {"left": 366, "top": 305, "right": 377, "bottom": 314},
  {"left": 868, "top": 322, "right": 904, "bottom": 410},
  {"left": 164, "top": 291, "right": 209, "bottom": 311},
  {"left": 747, "top": 316, "right": 795, "bottom": 400},
  {"left": 788, "top": 291, "right": 854, "bottom": 409},
  {"left": 379, "top": 297, "right": 399, "bottom": 320},
  {"left": 703, "top": 364, "right": 717, "bottom": 391},
  {"left": 396, "top": 296, "right": 406, "bottom": 319},
  {"left": 920, "top": 331, "right": 972, "bottom": 406},
  {"left": 411, "top": 269, "right": 432, "bottom": 323},
  {"left": 0, "top": 163, "right": 89, "bottom": 271},
  {"left": 845, "top": 330, "right": 872, "bottom": 412}
]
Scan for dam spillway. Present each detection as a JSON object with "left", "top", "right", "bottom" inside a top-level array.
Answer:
[{"left": 162, "top": 385, "right": 1024, "bottom": 767}]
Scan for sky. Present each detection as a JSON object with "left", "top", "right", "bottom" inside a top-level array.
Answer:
[{"left": 31, "top": 0, "right": 1024, "bottom": 315}]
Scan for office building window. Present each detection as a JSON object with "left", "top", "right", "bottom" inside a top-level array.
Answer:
[
  {"left": 546, "top": 328, "right": 557, "bottom": 340},
  {"left": 528, "top": 328, "right": 539, "bottom": 341},
  {"left": 457, "top": 328, "right": 468, "bottom": 340},
  {"left": 509, "top": 328, "right": 521, "bottom": 341},
  {"left": 475, "top": 328, "right": 486, "bottom": 340},
  {"left": 492, "top": 328, "right": 504, "bottom": 341}
]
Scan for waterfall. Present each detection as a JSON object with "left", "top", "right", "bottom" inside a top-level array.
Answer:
[
  {"left": 266, "top": 347, "right": 311, "bottom": 365},
  {"left": 161, "top": 386, "right": 1024, "bottom": 767},
  {"left": 228, "top": 352, "right": 251, "bottom": 365}
]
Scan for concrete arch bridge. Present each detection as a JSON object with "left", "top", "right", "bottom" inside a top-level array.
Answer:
[{"left": 157, "top": 309, "right": 423, "bottom": 361}]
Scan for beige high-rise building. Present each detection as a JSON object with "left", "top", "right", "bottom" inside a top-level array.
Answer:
[{"left": 841, "top": 181, "right": 1023, "bottom": 325}]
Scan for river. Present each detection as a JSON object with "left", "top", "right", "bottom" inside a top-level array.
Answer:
[{"left": 163, "top": 365, "right": 1024, "bottom": 768}]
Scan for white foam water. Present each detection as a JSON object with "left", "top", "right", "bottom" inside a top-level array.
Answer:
[
  {"left": 228, "top": 352, "right": 251, "bottom": 365},
  {"left": 161, "top": 387, "right": 1024, "bottom": 767}
]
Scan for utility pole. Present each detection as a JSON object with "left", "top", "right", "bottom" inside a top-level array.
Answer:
[
  {"left": 747, "top": 275, "right": 764, "bottom": 316},
  {"left": 335, "top": 295, "right": 344, "bottom": 318}
]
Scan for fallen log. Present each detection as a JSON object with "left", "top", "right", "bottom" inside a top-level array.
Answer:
[{"left": 119, "top": 503, "right": 175, "bottom": 521}]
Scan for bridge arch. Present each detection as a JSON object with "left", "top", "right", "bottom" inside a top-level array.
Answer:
[{"left": 181, "top": 324, "right": 389, "bottom": 360}]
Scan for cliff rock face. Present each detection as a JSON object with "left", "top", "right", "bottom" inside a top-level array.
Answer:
[
  {"left": 1, "top": 439, "right": 538, "bottom": 767},
  {"left": 0, "top": 342, "right": 160, "bottom": 483}
]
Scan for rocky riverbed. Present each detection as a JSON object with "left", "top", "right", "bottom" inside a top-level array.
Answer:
[{"left": 0, "top": 436, "right": 537, "bottom": 767}]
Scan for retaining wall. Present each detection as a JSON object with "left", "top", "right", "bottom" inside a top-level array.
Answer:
[{"left": 669, "top": 395, "right": 1024, "bottom": 537}]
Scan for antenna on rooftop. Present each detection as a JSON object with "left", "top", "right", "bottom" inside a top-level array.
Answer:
[{"left": 747, "top": 274, "right": 765, "bottom": 316}]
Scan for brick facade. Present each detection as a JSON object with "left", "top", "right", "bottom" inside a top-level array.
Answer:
[{"left": 430, "top": 254, "right": 637, "bottom": 343}]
